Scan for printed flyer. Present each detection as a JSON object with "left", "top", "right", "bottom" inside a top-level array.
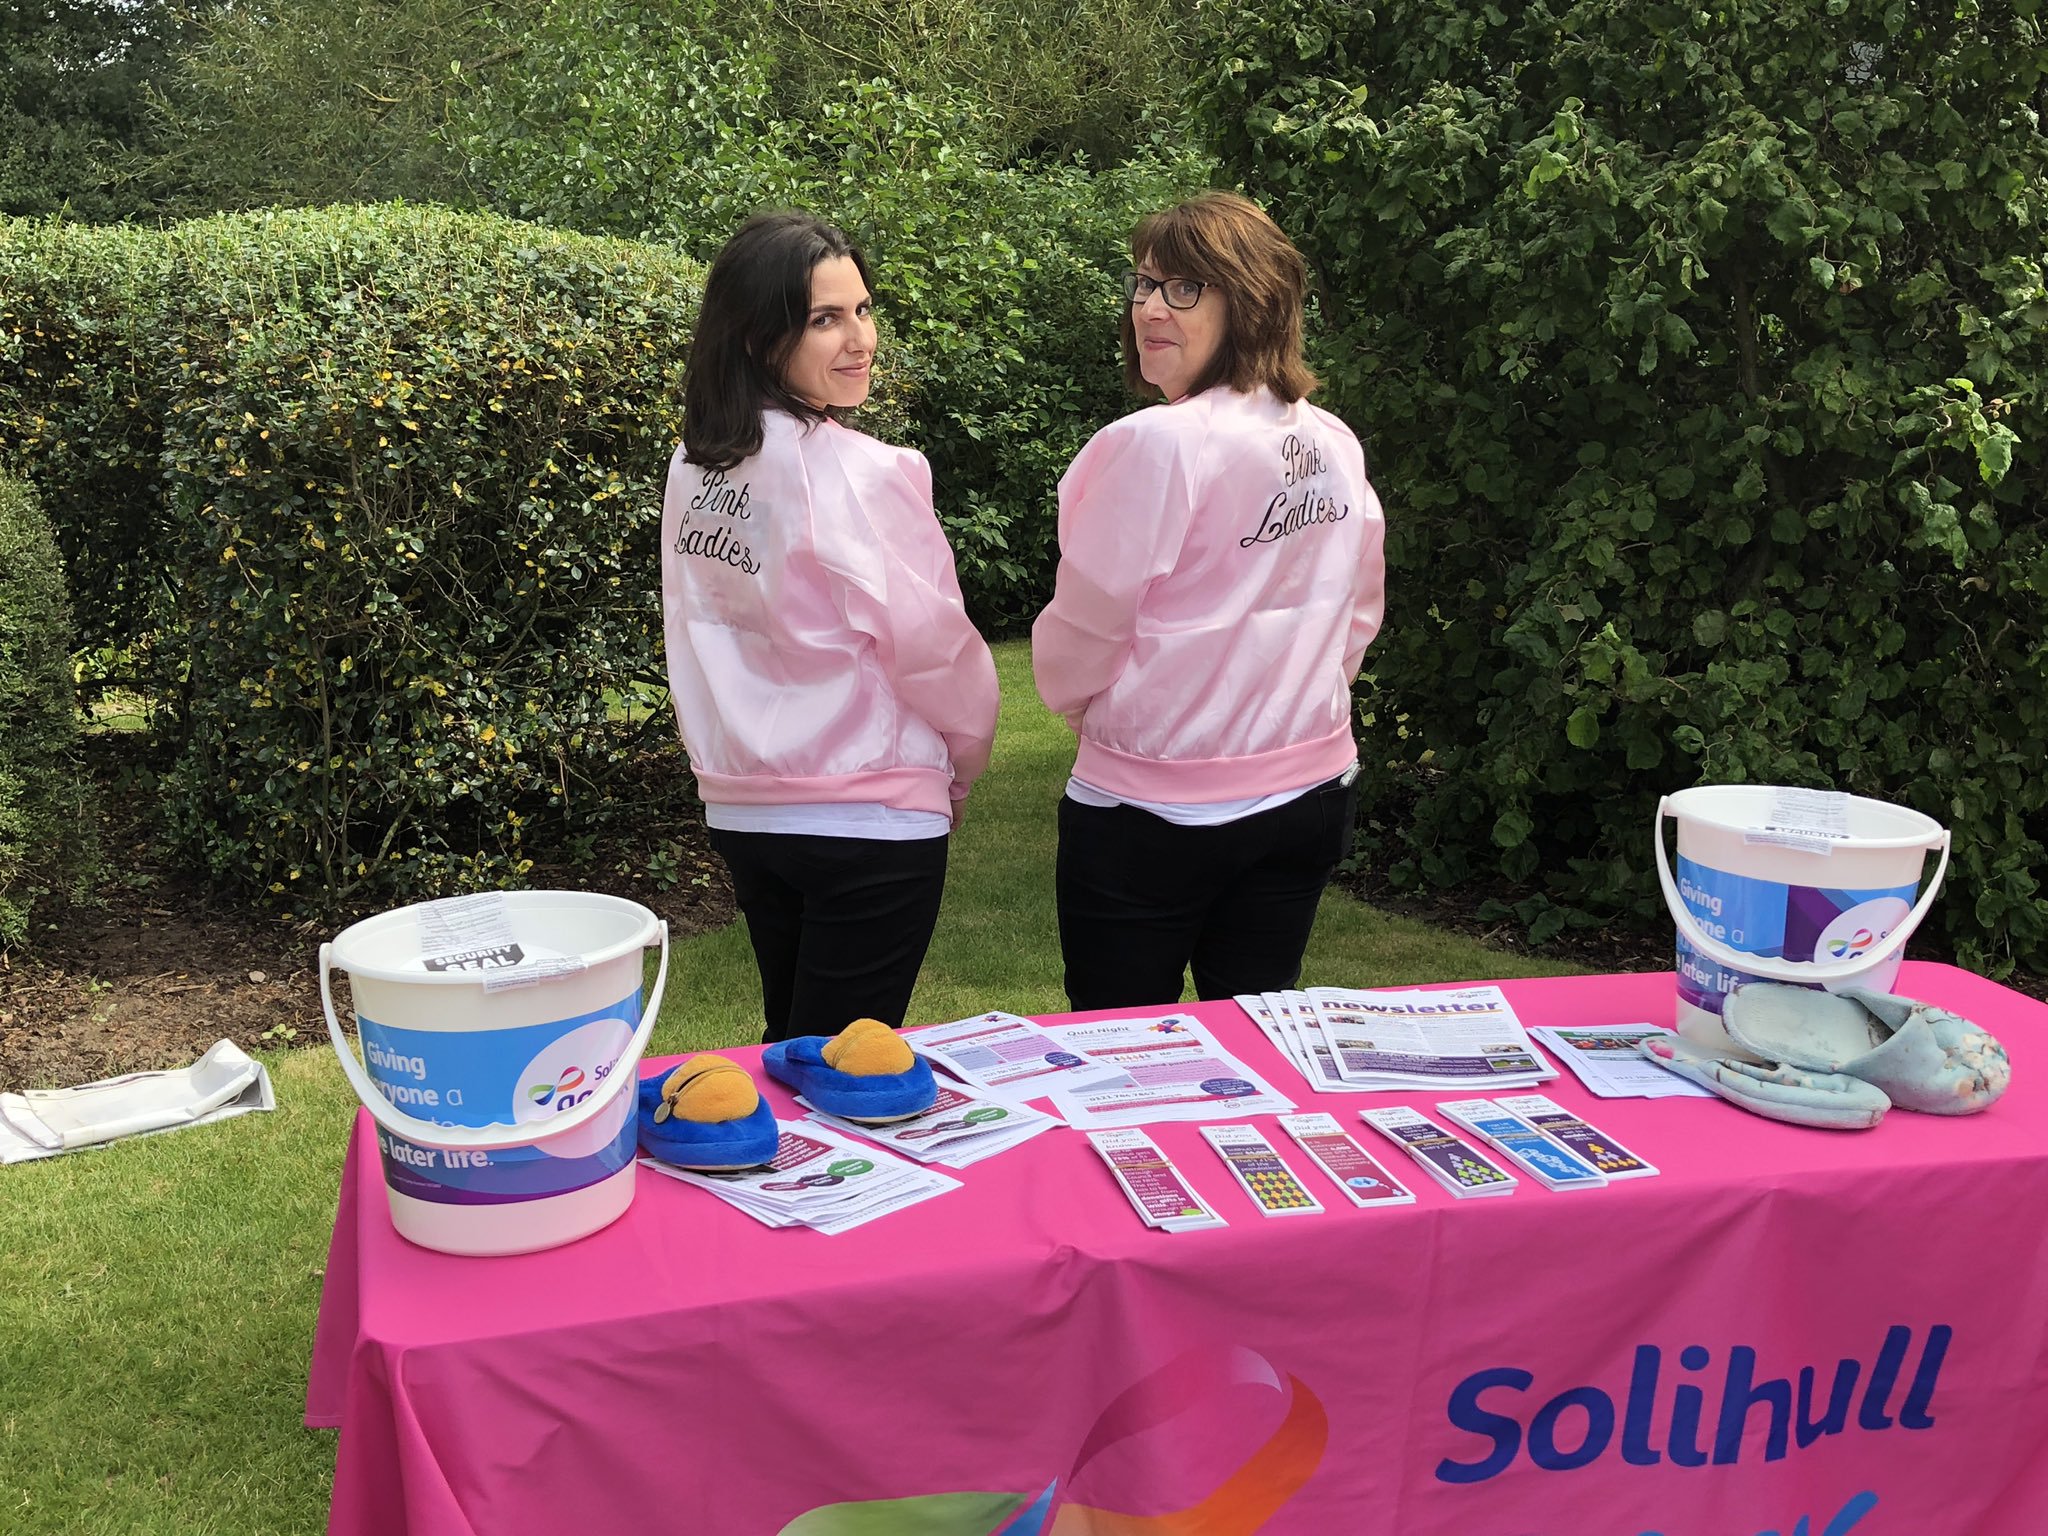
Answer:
[
  {"left": 1528, "top": 1024, "right": 1713, "bottom": 1099},
  {"left": 1046, "top": 1015, "right": 1295, "bottom": 1128},
  {"left": 641, "top": 1121, "right": 960, "bottom": 1234},
  {"left": 908, "top": 1011, "right": 1130, "bottom": 1103},
  {"left": 1309, "top": 985, "right": 1557, "bottom": 1091},
  {"left": 801, "top": 1080, "right": 1059, "bottom": 1168}
]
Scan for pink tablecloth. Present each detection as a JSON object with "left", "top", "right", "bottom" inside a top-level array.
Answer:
[{"left": 306, "top": 963, "right": 2048, "bottom": 1536}]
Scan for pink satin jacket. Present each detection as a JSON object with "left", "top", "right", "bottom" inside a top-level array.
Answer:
[
  {"left": 661, "top": 410, "right": 999, "bottom": 817},
  {"left": 1032, "top": 386, "right": 1386, "bottom": 803}
]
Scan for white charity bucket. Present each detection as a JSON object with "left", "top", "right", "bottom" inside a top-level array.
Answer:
[
  {"left": 321, "top": 891, "right": 669, "bottom": 1257},
  {"left": 1654, "top": 786, "right": 1949, "bottom": 1054}
]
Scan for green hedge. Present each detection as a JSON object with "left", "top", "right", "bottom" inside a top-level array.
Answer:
[
  {"left": 1202, "top": 0, "right": 2048, "bottom": 974},
  {"left": 1, "top": 206, "right": 752, "bottom": 910},
  {"left": 140, "top": 0, "right": 1216, "bottom": 626},
  {"left": 0, "top": 472, "right": 93, "bottom": 945},
  {"left": 0, "top": 221, "right": 171, "bottom": 665}
]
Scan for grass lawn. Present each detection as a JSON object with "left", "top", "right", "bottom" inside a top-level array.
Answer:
[{"left": 0, "top": 638, "right": 1582, "bottom": 1534}]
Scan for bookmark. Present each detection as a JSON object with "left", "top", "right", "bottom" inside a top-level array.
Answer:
[
  {"left": 1436, "top": 1098, "right": 1608, "bottom": 1191},
  {"left": 1277, "top": 1112, "right": 1416, "bottom": 1207},
  {"left": 1359, "top": 1106, "right": 1517, "bottom": 1197},
  {"left": 1492, "top": 1094, "right": 1659, "bottom": 1178},
  {"left": 1200, "top": 1123, "right": 1323, "bottom": 1216}
]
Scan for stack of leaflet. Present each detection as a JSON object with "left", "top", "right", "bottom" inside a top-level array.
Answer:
[
  {"left": 1527, "top": 1024, "right": 1713, "bottom": 1099},
  {"left": 1238, "top": 985, "right": 1557, "bottom": 1094},
  {"left": 908, "top": 1010, "right": 1130, "bottom": 1106},
  {"left": 1044, "top": 1014, "right": 1295, "bottom": 1129},
  {"left": 640, "top": 1120, "right": 960, "bottom": 1234},
  {"left": 1434, "top": 1098, "right": 1609, "bottom": 1191},
  {"left": 799, "top": 1079, "right": 1060, "bottom": 1169},
  {"left": 1239, "top": 991, "right": 1351, "bottom": 1090},
  {"left": 1276, "top": 1112, "right": 1416, "bottom": 1208},
  {"left": 1086, "top": 1128, "right": 1226, "bottom": 1231},
  {"left": 1359, "top": 1105, "right": 1518, "bottom": 1198},
  {"left": 1492, "top": 1093, "right": 1660, "bottom": 1179},
  {"left": 1200, "top": 1123, "right": 1324, "bottom": 1217}
]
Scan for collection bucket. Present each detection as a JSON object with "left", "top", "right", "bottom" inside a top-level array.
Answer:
[
  {"left": 321, "top": 891, "right": 669, "bottom": 1257},
  {"left": 1654, "top": 786, "right": 1948, "bottom": 1055}
]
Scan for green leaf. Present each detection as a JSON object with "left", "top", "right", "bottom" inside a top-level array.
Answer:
[
  {"left": 1766, "top": 200, "right": 1809, "bottom": 245},
  {"left": 1654, "top": 466, "right": 1695, "bottom": 500},
  {"left": 1566, "top": 706, "right": 1601, "bottom": 749},
  {"left": 1976, "top": 424, "right": 2017, "bottom": 485},
  {"left": 1524, "top": 150, "right": 1569, "bottom": 198},
  {"left": 1492, "top": 808, "right": 1534, "bottom": 849}
]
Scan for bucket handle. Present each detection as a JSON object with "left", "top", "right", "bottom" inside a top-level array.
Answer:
[
  {"left": 320, "top": 920, "right": 669, "bottom": 1153},
  {"left": 1654, "top": 796, "right": 1950, "bottom": 984}
]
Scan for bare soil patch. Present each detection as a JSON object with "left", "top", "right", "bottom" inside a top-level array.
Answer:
[{"left": 0, "top": 737, "right": 735, "bottom": 1093}]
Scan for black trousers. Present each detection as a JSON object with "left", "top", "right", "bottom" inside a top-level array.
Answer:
[
  {"left": 1055, "top": 774, "right": 1357, "bottom": 1011},
  {"left": 707, "top": 828, "right": 949, "bottom": 1044}
]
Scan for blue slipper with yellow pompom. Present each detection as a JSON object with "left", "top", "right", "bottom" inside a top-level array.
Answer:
[
  {"left": 763, "top": 1017, "right": 937, "bottom": 1124},
  {"left": 637, "top": 1054, "right": 779, "bottom": 1169}
]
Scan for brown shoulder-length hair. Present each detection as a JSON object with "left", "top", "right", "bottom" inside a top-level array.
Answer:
[{"left": 1121, "top": 191, "right": 1318, "bottom": 403}]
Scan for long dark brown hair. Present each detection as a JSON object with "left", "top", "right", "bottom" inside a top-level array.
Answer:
[
  {"left": 1120, "top": 191, "right": 1317, "bottom": 403},
  {"left": 681, "top": 212, "right": 873, "bottom": 471}
]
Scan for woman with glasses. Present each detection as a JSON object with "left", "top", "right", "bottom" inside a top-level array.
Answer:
[
  {"left": 663, "top": 211, "right": 999, "bottom": 1042},
  {"left": 1032, "top": 191, "right": 1386, "bottom": 1009}
]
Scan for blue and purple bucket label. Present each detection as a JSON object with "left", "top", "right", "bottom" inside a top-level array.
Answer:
[
  {"left": 360, "top": 993, "right": 640, "bottom": 1205},
  {"left": 1674, "top": 854, "right": 1916, "bottom": 1015}
]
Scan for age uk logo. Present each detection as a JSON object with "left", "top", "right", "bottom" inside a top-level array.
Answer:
[{"left": 527, "top": 1065, "right": 586, "bottom": 1108}]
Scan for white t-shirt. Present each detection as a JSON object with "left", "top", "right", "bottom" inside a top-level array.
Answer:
[
  {"left": 705, "top": 801, "right": 949, "bottom": 841},
  {"left": 1064, "top": 761, "right": 1357, "bottom": 827}
]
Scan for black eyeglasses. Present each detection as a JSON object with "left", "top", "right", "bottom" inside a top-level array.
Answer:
[{"left": 1122, "top": 272, "right": 1210, "bottom": 310}]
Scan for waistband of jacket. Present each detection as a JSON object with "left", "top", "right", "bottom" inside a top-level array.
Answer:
[
  {"left": 690, "top": 765, "right": 954, "bottom": 819},
  {"left": 1070, "top": 727, "right": 1358, "bottom": 804}
]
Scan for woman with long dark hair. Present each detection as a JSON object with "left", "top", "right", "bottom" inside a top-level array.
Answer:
[
  {"left": 1033, "top": 191, "right": 1387, "bottom": 1009},
  {"left": 663, "top": 212, "right": 999, "bottom": 1042}
]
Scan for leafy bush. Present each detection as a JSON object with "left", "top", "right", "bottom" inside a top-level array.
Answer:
[
  {"left": 770, "top": 0, "right": 1200, "bottom": 165},
  {"left": 1, "top": 0, "right": 192, "bottom": 222},
  {"left": 454, "top": 1, "right": 798, "bottom": 247},
  {"left": 147, "top": 0, "right": 1202, "bottom": 211},
  {"left": 458, "top": 27, "right": 1212, "bottom": 623},
  {"left": 141, "top": 0, "right": 534, "bottom": 215},
  {"left": 1201, "top": 0, "right": 2048, "bottom": 973},
  {"left": 144, "top": 2, "right": 1214, "bottom": 626},
  {"left": 4, "top": 206, "right": 743, "bottom": 912},
  {"left": 0, "top": 472, "right": 93, "bottom": 946},
  {"left": 792, "top": 88, "right": 1211, "bottom": 625}
]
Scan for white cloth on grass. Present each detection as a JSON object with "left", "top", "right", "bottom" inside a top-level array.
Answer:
[{"left": 0, "top": 1040, "right": 275, "bottom": 1164}]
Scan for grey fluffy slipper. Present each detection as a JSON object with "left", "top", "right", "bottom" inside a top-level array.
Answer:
[
  {"left": 1638, "top": 1034, "right": 1892, "bottom": 1130},
  {"left": 1721, "top": 984, "right": 2011, "bottom": 1115}
]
